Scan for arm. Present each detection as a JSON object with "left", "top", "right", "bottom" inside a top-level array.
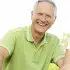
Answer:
[
  {"left": 0, "top": 47, "right": 8, "bottom": 70},
  {"left": 56, "top": 56, "right": 70, "bottom": 70},
  {"left": 56, "top": 57, "right": 64, "bottom": 68},
  {"left": 52, "top": 38, "right": 65, "bottom": 69},
  {"left": 63, "top": 49, "right": 70, "bottom": 65},
  {"left": 0, "top": 29, "right": 17, "bottom": 70},
  {"left": 0, "top": 58, "right": 2, "bottom": 70},
  {"left": 59, "top": 49, "right": 70, "bottom": 70},
  {"left": 59, "top": 38, "right": 70, "bottom": 70}
]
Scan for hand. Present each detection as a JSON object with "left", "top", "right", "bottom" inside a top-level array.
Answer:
[{"left": 60, "top": 64, "right": 70, "bottom": 70}]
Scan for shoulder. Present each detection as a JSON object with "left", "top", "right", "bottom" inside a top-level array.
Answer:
[
  {"left": 6, "top": 26, "right": 28, "bottom": 35},
  {"left": 1, "top": 26, "right": 28, "bottom": 40},
  {"left": 9, "top": 27, "right": 25, "bottom": 33},
  {"left": 45, "top": 32, "right": 60, "bottom": 43},
  {"left": 45, "top": 32, "right": 59, "bottom": 40}
]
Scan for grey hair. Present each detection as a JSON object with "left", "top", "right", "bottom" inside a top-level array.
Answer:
[{"left": 32, "top": 0, "right": 57, "bottom": 15}]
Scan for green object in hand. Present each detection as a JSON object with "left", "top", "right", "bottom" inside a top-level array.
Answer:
[{"left": 48, "top": 63, "right": 59, "bottom": 70}]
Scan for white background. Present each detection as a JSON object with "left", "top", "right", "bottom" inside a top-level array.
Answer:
[{"left": 0, "top": 0, "right": 70, "bottom": 39}]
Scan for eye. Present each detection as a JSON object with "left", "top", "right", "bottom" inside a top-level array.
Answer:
[
  {"left": 38, "top": 13, "right": 43, "bottom": 16},
  {"left": 46, "top": 14, "right": 51, "bottom": 18}
]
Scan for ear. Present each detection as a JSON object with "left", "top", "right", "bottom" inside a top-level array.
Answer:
[
  {"left": 31, "top": 11, "right": 33, "bottom": 16},
  {"left": 31, "top": 11, "right": 33, "bottom": 20},
  {"left": 55, "top": 16, "right": 57, "bottom": 20},
  {"left": 51, "top": 16, "right": 57, "bottom": 25},
  {"left": 53, "top": 16, "right": 57, "bottom": 23}
]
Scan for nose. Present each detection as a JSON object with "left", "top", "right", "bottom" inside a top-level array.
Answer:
[{"left": 41, "top": 15, "right": 47, "bottom": 22}]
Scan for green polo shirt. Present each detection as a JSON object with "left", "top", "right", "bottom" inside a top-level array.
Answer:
[{"left": 1, "top": 25, "right": 65, "bottom": 70}]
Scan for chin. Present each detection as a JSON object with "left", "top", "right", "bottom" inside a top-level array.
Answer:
[{"left": 36, "top": 28, "right": 48, "bottom": 33}]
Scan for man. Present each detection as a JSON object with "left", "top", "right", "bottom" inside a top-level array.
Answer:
[{"left": 0, "top": 0, "right": 65, "bottom": 70}]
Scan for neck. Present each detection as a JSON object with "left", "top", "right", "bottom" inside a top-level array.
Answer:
[{"left": 31, "top": 27, "right": 45, "bottom": 44}]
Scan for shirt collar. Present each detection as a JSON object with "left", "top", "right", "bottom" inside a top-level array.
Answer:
[
  {"left": 26, "top": 25, "right": 33, "bottom": 42},
  {"left": 26, "top": 25, "right": 48, "bottom": 44},
  {"left": 39, "top": 33, "right": 48, "bottom": 46}
]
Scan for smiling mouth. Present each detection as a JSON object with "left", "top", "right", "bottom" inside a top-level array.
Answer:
[
  {"left": 39, "top": 23, "right": 46, "bottom": 26},
  {"left": 37, "top": 22, "right": 48, "bottom": 27}
]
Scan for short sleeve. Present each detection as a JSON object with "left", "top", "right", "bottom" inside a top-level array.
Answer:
[
  {"left": 66, "top": 44, "right": 70, "bottom": 49},
  {"left": 52, "top": 39, "right": 65, "bottom": 63},
  {"left": 66, "top": 38, "right": 70, "bottom": 49},
  {"left": 0, "top": 30, "right": 16, "bottom": 57}
]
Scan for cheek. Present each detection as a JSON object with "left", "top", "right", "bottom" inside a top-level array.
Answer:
[
  {"left": 49, "top": 18, "right": 55, "bottom": 24},
  {"left": 32, "top": 17, "right": 39, "bottom": 23},
  {"left": 47, "top": 20, "right": 54, "bottom": 28},
  {"left": 32, "top": 15, "right": 36, "bottom": 21},
  {"left": 32, "top": 14, "right": 41, "bottom": 21},
  {"left": 49, "top": 21, "right": 54, "bottom": 28}
]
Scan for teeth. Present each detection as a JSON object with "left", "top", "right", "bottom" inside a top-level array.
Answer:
[{"left": 39, "top": 23, "right": 46, "bottom": 26}]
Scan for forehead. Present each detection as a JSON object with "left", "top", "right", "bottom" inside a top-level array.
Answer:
[{"left": 35, "top": 2, "right": 55, "bottom": 16}]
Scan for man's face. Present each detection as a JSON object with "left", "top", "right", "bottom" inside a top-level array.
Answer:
[{"left": 31, "top": 2, "right": 56, "bottom": 33}]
